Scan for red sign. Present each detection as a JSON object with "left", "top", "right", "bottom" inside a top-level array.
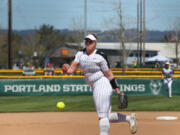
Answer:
[{"left": 60, "top": 49, "right": 69, "bottom": 56}]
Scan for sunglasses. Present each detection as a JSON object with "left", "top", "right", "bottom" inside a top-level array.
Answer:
[{"left": 85, "top": 39, "right": 94, "bottom": 45}]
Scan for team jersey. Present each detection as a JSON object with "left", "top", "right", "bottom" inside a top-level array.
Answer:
[
  {"left": 162, "top": 68, "right": 173, "bottom": 79},
  {"left": 74, "top": 49, "right": 110, "bottom": 85}
]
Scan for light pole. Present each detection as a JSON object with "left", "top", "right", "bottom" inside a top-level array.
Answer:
[
  {"left": 142, "top": 0, "right": 146, "bottom": 63},
  {"left": 8, "top": 0, "right": 12, "bottom": 69},
  {"left": 84, "top": 0, "right": 87, "bottom": 37},
  {"left": 137, "top": 0, "right": 146, "bottom": 67}
]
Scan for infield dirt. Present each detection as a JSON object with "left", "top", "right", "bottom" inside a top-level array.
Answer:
[{"left": 0, "top": 111, "right": 180, "bottom": 135}]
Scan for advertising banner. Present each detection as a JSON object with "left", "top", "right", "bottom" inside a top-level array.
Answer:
[{"left": 0, "top": 78, "right": 179, "bottom": 96}]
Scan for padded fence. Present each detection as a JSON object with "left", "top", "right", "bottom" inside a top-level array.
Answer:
[{"left": 0, "top": 78, "right": 179, "bottom": 96}]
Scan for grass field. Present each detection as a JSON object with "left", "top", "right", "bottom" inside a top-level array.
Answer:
[{"left": 0, "top": 95, "right": 180, "bottom": 112}]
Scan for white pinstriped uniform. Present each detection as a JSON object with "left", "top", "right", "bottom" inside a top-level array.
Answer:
[
  {"left": 162, "top": 67, "right": 173, "bottom": 97},
  {"left": 74, "top": 49, "right": 113, "bottom": 117}
]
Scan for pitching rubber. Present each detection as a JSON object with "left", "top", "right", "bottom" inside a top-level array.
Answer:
[{"left": 155, "top": 116, "right": 178, "bottom": 120}]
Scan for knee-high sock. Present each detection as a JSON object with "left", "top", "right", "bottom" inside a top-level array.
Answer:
[
  {"left": 168, "top": 83, "right": 172, "bottom": 97},
  {"left": 99, "top": 117, "right": 110, "bottom": 135},
  {"left": 109, "top": 113, "right": 130, "bottom": 122}
]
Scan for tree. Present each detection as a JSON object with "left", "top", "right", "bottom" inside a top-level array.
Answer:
[
  {"left": 37, "top": 24, "right": 66, "bottom": 66},
  {"left": 173, "top": 20, "right": 180, "bottom": 66},
  {"left": 21, "top": 32, "right": 45, "bottom": 68},
  {"left": 38, "top": 24, "right": 66, "bottom": 55},
  {"left": 118, "top": 0, "right": 127, "bottom": 68},
  {"left": 0, "top": 31, "right": 23, "bottom": 68},
  {"left": 109, "top": 0, "right": 135, "bottom": 68},
  {"left": 161, "top": 19, "right": 180, "bottom": 67},
  {"left": 102, "top": 0, "right": 138, "bottom": 68},
  {"left": 70, "top": 17, "right": 84, "bottom": 50},
  {"left": 19, "top": 24, "right": 67, "bottom": 68},
  {"left": 161, "top": 33, "right": 172, "bottom": 42},
  {"left": 11, "top": 33, "right": 23, "bottom": 67}
]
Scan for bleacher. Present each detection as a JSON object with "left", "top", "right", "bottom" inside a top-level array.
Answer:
[{"left": 0, "top": 68, "right": 180, "bottom": 78}]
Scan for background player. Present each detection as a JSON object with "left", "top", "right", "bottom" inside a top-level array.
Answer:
[
  {"left": 62, "top": 33, "right": 137, "bottom": 135},
  {"left": 162, "top": 62, "right": 173, "bottom": 98}
]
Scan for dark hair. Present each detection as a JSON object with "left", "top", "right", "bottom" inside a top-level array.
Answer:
[{"left": 91, "top": 33, "right": 98, "bottom": 40}]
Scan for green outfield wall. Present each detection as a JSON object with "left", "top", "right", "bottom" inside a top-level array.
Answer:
[{"left": 0, "top": 78, "right": 180, "bottom": 96}]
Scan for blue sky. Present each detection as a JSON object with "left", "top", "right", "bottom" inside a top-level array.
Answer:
[{"left": 0, "top": 0, "right": 180, "bottom": 31}]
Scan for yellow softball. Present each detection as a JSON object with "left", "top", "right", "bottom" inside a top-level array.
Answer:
[{"left": 56, "top": 101, "right": 65, "bottom": 110}]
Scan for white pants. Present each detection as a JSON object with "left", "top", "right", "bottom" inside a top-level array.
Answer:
[
  {"left": 92, "top": 77, "right": 113, "bottom": 118},
  {"left": 164, "top": 78, "right": 173, "bottom": 97}
]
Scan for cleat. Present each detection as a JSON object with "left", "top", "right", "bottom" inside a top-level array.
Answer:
[{"left": 129, "top": 113, "right": 137, "bottom": 134}]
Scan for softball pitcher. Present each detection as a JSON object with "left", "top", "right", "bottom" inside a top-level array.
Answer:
[
  {"left": 62, "top": 34, "right": 137, "bottom": 135},
  {"left": 162, "top": 62, "right": 173, "bottom": 98}
]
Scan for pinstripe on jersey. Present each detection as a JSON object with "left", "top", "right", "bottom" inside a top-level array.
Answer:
[
  {"left": 74, "top": 49, "right": 113, "bottom": 117},
  {"left": 162, "top": 68, "right": 173, "bottom": 79},
  {"left": 162, "top": 67, "right": 173, "bottom": 97},
  {"left": 74, "top": 49, "right": 110, "bottom": 85}
]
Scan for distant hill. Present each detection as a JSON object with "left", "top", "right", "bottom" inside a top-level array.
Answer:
[
  {"left": 146, "top": 30, "right": 171, "bottom": 42},
  {"left": 13, "top": 29, "right": 36, "bottom": 37},
  {"left": 1, "top": 29, "right": 171, "bottom": 42},
  {"left": 96, "top": 29, "right": 171, "bottom": 42}
]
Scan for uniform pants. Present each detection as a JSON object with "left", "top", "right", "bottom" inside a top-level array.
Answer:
[
  {"left": 164, "top": 78, "right": 172, "bottom": 97},
  {"left": 92, "top": 77, "right": 113, "bottom": 118}
]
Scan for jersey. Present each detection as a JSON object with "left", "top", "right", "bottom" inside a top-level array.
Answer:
[
  {"left": 162, "top": 68, "right": 173, "bottom": 79},
  {"left": 74, "top": 49, "right": 110, "bottom": 85}
]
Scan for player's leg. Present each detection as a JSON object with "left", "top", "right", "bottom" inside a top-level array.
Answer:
[
  {"left": 164, "top": 79, "right": 169, "bottom": 97},
  {"left": 109, "top": 113, "right": 137, "bottom": 134},
  {"left": 93, "top": 77, "right": 113, "bottom": 135},
  {"left": 93, "top": 92, "right": 112, "bottom": 135},
  {"left": 94, "top": 95, "right": 111, "bottom": 135},
  {"left": 109, "top": 113, "right": 129, "bottom": 122},
  {"left": 168, "top": 80, "right": 172, "bottom": 98},
  {"left": 128, "top": 113, "right": 137, "bottom": 134},
  {"left": 99, "top": 117, "right": 110, "bottom": 135},
  {"left": 164, "top": 81, "right": 168, "bottom": 91}
]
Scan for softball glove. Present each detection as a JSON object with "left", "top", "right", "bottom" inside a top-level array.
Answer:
[{"left": 118, "top": 92, "right": 128, "bottom": 109}]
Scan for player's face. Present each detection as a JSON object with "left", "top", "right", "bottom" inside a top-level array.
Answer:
[
  {"left": 85, "top": 39, "right": 96, "bottom": 55},
  {"left": 165, "top": 64, "right": 169, "bottom": 69}
]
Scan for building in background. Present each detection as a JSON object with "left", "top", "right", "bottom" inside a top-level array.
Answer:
[{"left": 50, "top": 42, "right": 176, "bottom": 68}]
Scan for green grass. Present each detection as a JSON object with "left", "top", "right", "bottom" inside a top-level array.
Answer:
[{"left": 0, "top": 95, "right": 180, "bottom": 113}]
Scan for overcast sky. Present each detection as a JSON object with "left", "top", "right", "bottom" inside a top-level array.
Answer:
[{"left": 0, "top": 0, "right": 180, "bottom": 31}]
